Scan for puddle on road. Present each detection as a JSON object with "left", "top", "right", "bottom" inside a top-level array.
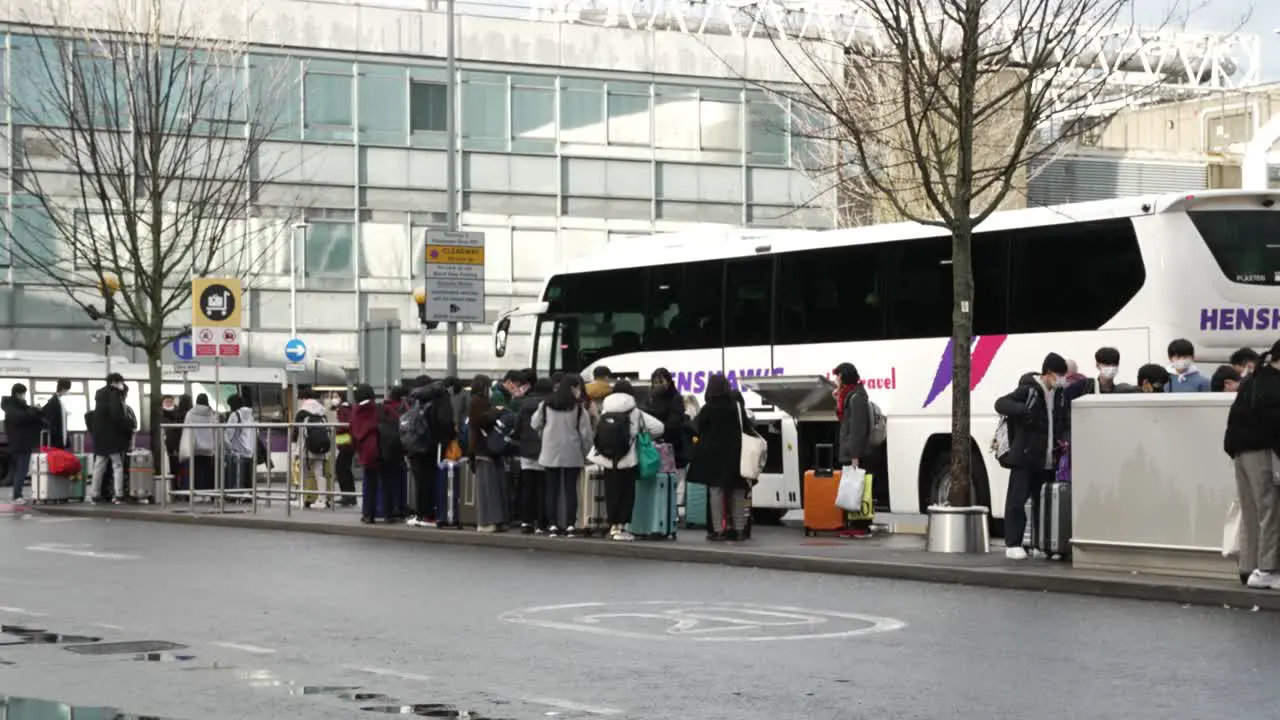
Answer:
[
  {"left": 134, "top": 652, "right": 197, "bottom": 663},
  {"left": 0, "top": 625, "right": 101, "bottom": 646},
  {"left": 360, "top": 704, "right": 514, "bottom": 719},
  {"left": 339, "top": 691, "right": 393, "bottom": 702},
  {"left": 0, "top": 695, "right": 178, "bottom": 719},
  {"left": 291, "top": 684, "right": 362, "bottom": 696}
]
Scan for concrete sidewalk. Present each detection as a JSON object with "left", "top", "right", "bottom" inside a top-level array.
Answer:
[{"left": 27, "top": 501, "right": 1277, "bottom": 611}]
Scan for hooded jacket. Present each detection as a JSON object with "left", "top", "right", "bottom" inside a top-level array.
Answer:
[
  {"left": 1166, "top": 365, "right": 1211, "bottom": 393},
  {"left": 348, "top": 386, "right": 382, "bottom": 468},
  {"left": 587, "top": 392, "right": 664, "bottom": 470},
  {"left": 291, "top": 398, "right": 329, "bottom": 446},
  {"left": 585, "top": 379, "right": 611, "bottom": 422},
  {"left": 409, "top": 382, "right": 455, "bottom": 455},
  {"left": 179, "top": 404, "right": 219, "bottom": 457},
  {"left": 994, "top": 372, "right": 1068, "bottom": 471},
  {"left": 41, "top": 393, "right": 68, "bottom": 450},
  {"left": 1224, "top": 363, "right": 1280, "bottom": 458},
  {"left": 225, "top": 404, "right": 255, "bottom": 458},
  {"left": 531, "top": 396, "right": 594, "bottom": 469},
  {"left": 2, "top": 394, "right": 44, "bottom": 454},
  {"left": 335, "top": 402, "right": 353, "bottom": 447},
  {"left": 90, "top": 384, "right": 132, "bottom": 456}
]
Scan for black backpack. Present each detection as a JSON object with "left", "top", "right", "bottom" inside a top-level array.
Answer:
[
  {"left": 399, "top": 402, "right": 431, "bottom": 455},
  {"left": 594, "top": 410, "right": 633, "bottom": 465},
  {"left": 484, "top": 408, "right": 519, "bottom": 457},
  {"left": 378, "top": 406, "right": 404, "bottom": 462},
  {"left": 302, "top": 413, "right": 331, "bottom": 455}
]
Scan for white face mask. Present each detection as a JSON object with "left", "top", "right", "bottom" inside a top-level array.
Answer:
[
  {"left": 1171, "top": 358, "right": 1192, "bottom": 373},
  {"left": 1098, "top": 365, "right": 1119, "bottom": 380},
  {"left": 1054, "top": 377, "right": 1069, "bottom": 389}
]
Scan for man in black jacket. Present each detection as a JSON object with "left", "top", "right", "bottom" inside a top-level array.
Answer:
[
  {"left": 994, "top": 353, "right": 1070, "bottom": 560},
  {"left": 41, "top": 378, "right": 72, "bottom": 450},
  {"left": 2, "top": 383, "right": 44, "bottom": 503},
  {"left": 1224, "top": 342, "right": 1280, "bottom": 589},
  {"left": 90, "top": 373, "right": 132, "bottom": 503}
]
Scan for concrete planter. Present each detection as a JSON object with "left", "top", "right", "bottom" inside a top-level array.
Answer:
[{"left": 926, "top": 505, "right": 990, "bottom": 554}]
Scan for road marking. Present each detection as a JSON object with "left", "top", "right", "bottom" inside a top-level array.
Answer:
[
  {"left": 25, "top": 543, "right": 139, "bottom": 561},
  {"left": 211, "top": 642, "right": 277, "bottom": 655},
  {"left": 344, "top": 665, "right": 432, "bottom": 682},
  {"left": 89, "top": 622, "right": 126, "bottom": 631},
  {"left": 0, "top": 606, "right": 48, "bottom": 617},
  {"left": 500, "top": 600, "right": 906, "bottom": 642},
  {"left": 521, "top": 697, "right": 624, "bottom": 716},
  {"left": 33, "top": 517, "right": 86, "bottom": 524}
]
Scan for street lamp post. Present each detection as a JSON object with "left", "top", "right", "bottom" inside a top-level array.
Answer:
[
  {"left": 89, "top": 273, "right": 121, "bottom": 375},
  {"left": 290, "top": 222, "right": 307, "bottom": 339},
  {"left": 413, "top": 288, "right": 427, "bottom": 374}
]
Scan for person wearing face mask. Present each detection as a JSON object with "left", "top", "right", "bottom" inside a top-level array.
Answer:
[
  {"left": 1166, "top": 338, "right": 1210, "bottom": 393},
  {"left": 994, "top": 353, "right": 1071, "bottom": 560},
  {"left": 1231, "top": 347, "right": 1259, "bottom": 380},
  {"left": 1212, "top": 365, "right": 1243, "bottom": 393},
  {"left": 2, "top": 383, "right": 45, "bottom": 504},
  {"left": 89, "top": 374, "right": 133, "bottom": 504},
  {"left": 1223, "top": 339, "right": 1280, "bottom": 589},
  {"left": 1067, "top": 347, "right": 1138, "bottom": 399}
]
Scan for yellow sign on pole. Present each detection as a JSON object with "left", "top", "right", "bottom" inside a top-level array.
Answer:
[
  {"left": 425, "top": 244, "right": 485, "bottom": 266},
  {"left": 191, "top": 277, "right": 243, "bottom": 328}
]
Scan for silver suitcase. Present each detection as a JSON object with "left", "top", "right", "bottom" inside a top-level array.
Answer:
[
  {"left": 574, "top": 467, "right": 609, "bottom": 536},
  {"left": 30, "top": 452, "right": 72, "bottom": 503},
  {"left": 128, "top": 449, "right": 155, "bottom": 503},
  {"left": 1037, "top": 482, "right": 1072, "bottom": 559}
]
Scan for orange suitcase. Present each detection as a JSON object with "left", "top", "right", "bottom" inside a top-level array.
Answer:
[{"left": 803, "top": 444, "right": 846, "bottom": 535}]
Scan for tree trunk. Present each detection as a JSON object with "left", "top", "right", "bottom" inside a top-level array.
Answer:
[
  {"left": 147, "top": 347, "right": 165, "bottom": 475},
  {"left": 948, "top": 221, "right": 975, "bottom": 507}
]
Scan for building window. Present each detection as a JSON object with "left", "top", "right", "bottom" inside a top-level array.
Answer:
[
  {"left": 410, "top": 81, "right": 447, "bottom": 133},
  {"left": 462, "top": 72, "right": 508, "bottom": 149},
  {"left": 512, "top": 85, "right": 555, "bottom": 148},
  {"left": 699, "top": 99, "right": 741, "bottom": 151},
  {"left": 607, "top": 83, "right": 651, "bottom": 146},
  {"left": 359, "top": 64, "right": 407, "bottom": 143},
  {"left": 305, "top": 222, "right": 354, "bottom": 275},
  {"left": 747, "top": 97, "right": 788, "bottom": 165},
  {"left": 560, "top": 78, "right": 604, "bottom": 144},
  {"left": 304, "top": 69, "right": 353, "bottom": 128},
  {"left": 654, "top": 85, "right": 698, "bottom": 150}
]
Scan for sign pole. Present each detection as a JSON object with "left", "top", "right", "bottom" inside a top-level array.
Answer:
[
  {"left": 214, "top": 354, "right": 223, "bottom": 513},
  {"left": 445, "top": 0, "right": 459, "bottom": 377}
]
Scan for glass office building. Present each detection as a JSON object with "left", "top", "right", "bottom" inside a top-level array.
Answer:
[{"left": 0, "top": 0, "right": 833, "bottom": 375}]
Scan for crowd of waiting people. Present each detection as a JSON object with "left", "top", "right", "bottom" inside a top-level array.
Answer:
[{"left": 997, "top": 338, "right": 1260, "bottom": 562}]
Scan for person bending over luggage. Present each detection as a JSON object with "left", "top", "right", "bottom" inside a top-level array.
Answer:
[
  {"left": 588, "top": 380, "right": 664, "bottom": 542},
  {"left": 532, "top": 375, "right": 594, "bottom": 537},
  {"left": 685, "top": 375, "right": 754, "bottom": 542}
]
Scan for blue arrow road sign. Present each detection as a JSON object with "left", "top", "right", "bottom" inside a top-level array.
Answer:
[
  {"left": 284, "top": 337, "right": 307, "bottom": 364},
  {"left": 172, "top": 333, "right": 193, "bottom": 361}
]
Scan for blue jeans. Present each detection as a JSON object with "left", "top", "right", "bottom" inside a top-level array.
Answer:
[{"left": 10, "top": 451, "right": 31, "bottom": 500}]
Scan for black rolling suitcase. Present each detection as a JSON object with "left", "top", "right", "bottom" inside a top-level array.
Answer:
[{"left": 1037, "top": 482, "right": 1072, "bottom": 559}]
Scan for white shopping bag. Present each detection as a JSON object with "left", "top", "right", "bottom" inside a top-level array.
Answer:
[
  {"left": 1223, "top": 500, "right": 1242, "bottom": 558},
  {"left": 834, "top": 466, "right": 867, "bottom": 513}
]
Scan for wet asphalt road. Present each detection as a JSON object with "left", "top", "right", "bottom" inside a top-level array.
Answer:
[{"left": 0, "top": 514, "right": 1277, "bottom": 720}]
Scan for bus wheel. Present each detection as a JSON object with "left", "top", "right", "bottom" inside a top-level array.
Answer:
[{"left": 922, "top": 442, "right": 990, "bottom": 511}]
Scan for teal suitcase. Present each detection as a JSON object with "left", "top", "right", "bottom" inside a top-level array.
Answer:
[
  {"left": 684, "top": 482, "right": 709, "bottom": 529},
  {"left": 629, "top": 472, "right": 678, "bottom": 539}
]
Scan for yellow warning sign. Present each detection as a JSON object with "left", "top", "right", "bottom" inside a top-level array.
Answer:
[{"left": 426, "top": 245, "right": 485, "bottom": 266}]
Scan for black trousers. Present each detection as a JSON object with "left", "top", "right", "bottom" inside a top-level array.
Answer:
[
  {"left": 1004, "top": 467, "right": 1053, "bottom": 547},
  {"left": 409, "top": 453, "right": 437, "bottom": 519},
  {"left": 544, "top": 467, "right": 579, "bottom": 530},
  {"left": 603, "top": 466, "right": 638, "bottom": 526},
  {"left": 336, "top": 446, "right": 356, "bottom": 504},
  {"left": 518, "top": 468, "right": 546, "bottom": 527}
]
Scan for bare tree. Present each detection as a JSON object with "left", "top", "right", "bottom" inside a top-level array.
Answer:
[
  {"left": 2, "top": 0, "right": 295, "bottom": 468},
  {"left": 759, "top": 0, "right": 1191, "bottom": 507}
]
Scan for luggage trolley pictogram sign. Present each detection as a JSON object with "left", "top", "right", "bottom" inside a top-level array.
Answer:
[{"left": 191, "top": 278, "right": 243, "bottom": 357}]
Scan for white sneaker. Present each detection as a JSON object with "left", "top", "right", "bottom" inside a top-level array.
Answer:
[
  {"left": 548, "top": 525, "right": 561, "bottom": 537},
  {"left": 12, "top": 498, "right": 27, "bottom": 506},
  {"left": 477, "top": 524, "right": 497, "bottom": 533},
  {"left": 1005, "top": 547, "right": 1028, "bottom": 560},
  {"left": 565, "top": 525, "right": 578, "bottom": 537},
  {"left": 406, "top": 517, "right": 421, "bottom": 527},
  {"left": 1028, "top": 549, "right": 1047, "bottom": 559},
  {"left": 313, "top": 501, "right": 328, "bottom": 510},
  {"left": 614, "top": 530, "right": 635, "bottom": 542},
  {"left": 1246, "top": 570, "right": 1280, "bottom": 589}
]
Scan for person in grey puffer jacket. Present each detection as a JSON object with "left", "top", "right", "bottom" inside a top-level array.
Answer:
[
  {"left": 833, "top": 363, "right": 870, "bottom": 468},
  {"left": 531, "top": 375, "right": 595, "bottom": 537}
]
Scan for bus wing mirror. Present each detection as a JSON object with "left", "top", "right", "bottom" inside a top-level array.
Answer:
[{"left": 493, "top": 317, "right": 510, "bottom": 358}]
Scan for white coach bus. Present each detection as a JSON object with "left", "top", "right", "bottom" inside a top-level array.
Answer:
[{"left": 494, "top": 190, "right": 1280, "bottom": 522}]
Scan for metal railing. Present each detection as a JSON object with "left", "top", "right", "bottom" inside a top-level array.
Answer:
[{"left": 158, "top": 421, "right": 360, "bottom": 516}]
